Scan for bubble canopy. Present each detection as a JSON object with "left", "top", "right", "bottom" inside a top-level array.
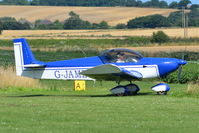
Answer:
[{"left": 99, "top": 48, "right": 143, "bottom": 63}]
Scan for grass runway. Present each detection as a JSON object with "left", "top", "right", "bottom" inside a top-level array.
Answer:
[
  {"left": 0, "top": 81, "right": 199, "bottom": 133},
  {"left": 0, "top": 38, "right": 198, "bottom": 133}
]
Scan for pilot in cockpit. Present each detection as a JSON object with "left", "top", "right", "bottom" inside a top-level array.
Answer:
[{"left": 116, "top": 52, "right": 126, "bottom": 63}]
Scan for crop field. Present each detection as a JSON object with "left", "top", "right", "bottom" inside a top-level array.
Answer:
[
  {"left": 1, "top": 28, "right": 199, "bottom": 39},
  {"left": 0, "top": 5, "right": 178, "bottom": 26},
  {"left": 1, "top": 38, "right": 199, "bottom": 56}
]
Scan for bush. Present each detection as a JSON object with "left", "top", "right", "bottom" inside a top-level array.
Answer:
[
  {"left": 116, "top": 23, "right": 126, "bottom": 29},
  {"left": 151, "top": 31, "right": 170, "bottom": 44},
  {"left": 162, "top": 63, "right": 199, "bottom": 84},
  {"left": 187, "top": 80, "right": 199, "bottom": 95},
  {"left": 126, "top": 36, "right": 151, "bottom": 46}
]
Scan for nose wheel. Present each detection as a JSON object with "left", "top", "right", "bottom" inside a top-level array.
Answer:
[
  {"left": 157, "top": 91, "right": 167, "bottom": 95},
  {"left": 151, "top": 83, "right": 170, "bottom": 95},
  {"left": 110, "top": 83, "right": 140, "bottom": 96}
]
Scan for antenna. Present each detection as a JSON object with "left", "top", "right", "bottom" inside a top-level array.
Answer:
[{"left": 182, "top": 7, "right": 189, "bottom": 38}]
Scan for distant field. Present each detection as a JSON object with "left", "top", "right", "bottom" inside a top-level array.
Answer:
[
  {"left": 0, "top": 5, "right": 178, "bottom": 26},
  {"left": 1, "top": 28, "right": 199, "bottom": 39}
]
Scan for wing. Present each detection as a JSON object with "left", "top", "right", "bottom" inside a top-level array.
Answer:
[{"left": 80, "top": 64, "right": 143, "bottom": 81}]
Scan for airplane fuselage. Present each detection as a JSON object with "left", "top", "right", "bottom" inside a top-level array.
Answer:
[{"left": 21, "top": 56, "right": 183, "bottom": 81}]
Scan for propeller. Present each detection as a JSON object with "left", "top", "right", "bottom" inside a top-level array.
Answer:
[
  {"left": 177, "top": 54, "right": 186, "bottom": 82},
  {"left": 178, "top": 65, "right": 183, "bottom": 81}
]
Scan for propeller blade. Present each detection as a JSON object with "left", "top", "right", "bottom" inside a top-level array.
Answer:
[
  {"left": 182, "top": 54, "right": 185, "bottom": 60},
  {"left": 178, "top": 65, "right": 183, "bottom": 81}
]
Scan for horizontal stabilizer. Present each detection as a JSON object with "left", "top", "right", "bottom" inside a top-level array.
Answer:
[
  {"left": 81, "top": 64, "right": 121, "bottom": 75},
  {"left": 20, "top": 63, "right": 46, "bottom": 68}
]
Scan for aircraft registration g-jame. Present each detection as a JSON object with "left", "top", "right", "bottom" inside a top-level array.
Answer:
[{"left": 13, "top": 38, "right": 187, "bottom": 95}]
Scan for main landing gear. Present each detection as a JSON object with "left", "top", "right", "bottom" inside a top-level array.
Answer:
[{"left": 110, "top": 83, "right": 140, "bottom": 96}]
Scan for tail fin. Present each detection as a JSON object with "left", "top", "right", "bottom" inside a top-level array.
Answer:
[{"left": 13, "top": 38, "right": 45, "bottom": 76}]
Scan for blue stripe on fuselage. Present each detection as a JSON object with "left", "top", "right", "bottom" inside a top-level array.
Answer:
[
  {"left": 46, "top": 56, "right": 103, "bottom": 67},
  {"left": 42, "top": 57, "right": 179, "bottom": 78}
]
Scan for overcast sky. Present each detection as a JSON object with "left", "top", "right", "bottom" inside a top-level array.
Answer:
[{"left": 141, "top": 0, "right": 199, "bottom": 4}]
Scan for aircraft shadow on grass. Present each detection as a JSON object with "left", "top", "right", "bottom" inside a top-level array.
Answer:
[{"left": 8, "top": 92, "right": 154, "bottom": 98}]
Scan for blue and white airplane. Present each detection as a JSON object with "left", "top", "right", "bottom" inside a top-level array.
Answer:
[{"left": 13, "top": 38, "right": 187, "bottom": 95}]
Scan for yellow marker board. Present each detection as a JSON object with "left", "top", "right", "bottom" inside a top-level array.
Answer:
[{"left": 74, "top": 80, "right": 86, "bottom": 91}]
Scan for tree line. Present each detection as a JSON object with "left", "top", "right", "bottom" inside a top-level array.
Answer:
[
  {"left": 0, "top": 0, "right": 193, "bottom": 9},
  {"left": 127, "top": 5, "right": 199, "bottom": 28},
  {"left": 0, "top": 11, "right": 110, "bottom": 31},
  {"left": 0, "top": 4, "right": 199, "bottom": 31}
]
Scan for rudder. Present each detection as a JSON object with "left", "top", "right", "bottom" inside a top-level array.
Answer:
[{"left": 13, "top": 38, "right": 36, "bottom": 76}]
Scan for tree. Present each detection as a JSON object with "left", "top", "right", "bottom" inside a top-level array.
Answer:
[
  {"left": 53, "top": 20, "right": 64, "bottom": 29},
  {"left": 151, "top": 31, "right": 170, "bottom": 44},
  {"left": 0, "top": 0, "right": 172, "bottom": 8},
  {"left": 98, "top": 21, "right": 109, "bottom": 29},
  {"left": 167, "top": 12, "right": 182, "bottom": 27},
  {"left": 169, "top": 1, "right": 178, "bottom": 8},
  {"left": 0, "top": 22, "right": 2, "bottom": 34},
  {"left": 18, "top": 18, "right": 32, "bottom": 29},
  {"left": 0, "top": 21, "right": 3, "bottom": 33},
  {"left": 0, "top": 17, "right": 31, "bottom": 30},
  {"left": 30, "top": 0, "right": 40, "bottom": 5},
  {"left": 0, "top": 17, "right": 20, "bottom": 30},
  {"left": 187, "top": 6, "right": 199, "bottom": 27},
  {"left": 64, "top": 11, "right": 92, "bottom": 29},
  {"left": 150, "top": 0, "right": 159, "bottom": 7},
  {"left": 1, "top": 0, "right": 29, "bottom": 5},
  {"left": 116, "top": 23, "right": 126, "bottom": 29},
  {"left": 190, "top": 4, "right": 199, "bottom": 10},
  {"left": 34, "top": 19, "right": 64, "bottom": 29},
  {"left": 159, "top": 1, "right": 168, "bottom": 8},
  {"left": 178, "top": 0, "right": 191, "bottom": 9},
  {"left": 0, "top": 21, "right": 2, "bottom": 34},
  {"left": 69, "top": 11, "right": 79, "bottom": 18},
  {"left": 127, "top": 14, "right": 170, "bottom": 29},
  {"left": 16, "top": 0, "right": 29, "bottom": 5}
]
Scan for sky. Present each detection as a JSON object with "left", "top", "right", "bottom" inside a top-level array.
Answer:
[
  {"left": 0, "top": 0, "right": 198, "bottom": 4},
  {"left": 141, "top": 0, "right": 199, "bottom": 4}
]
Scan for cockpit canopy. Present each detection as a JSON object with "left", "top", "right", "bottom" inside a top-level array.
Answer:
[{"left": 99, "top": 48, "right": 143, "bottom": 63}]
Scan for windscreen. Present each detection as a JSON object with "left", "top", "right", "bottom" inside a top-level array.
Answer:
[{"left": 99, "top": 48, "right": 143, "bottom": 63}]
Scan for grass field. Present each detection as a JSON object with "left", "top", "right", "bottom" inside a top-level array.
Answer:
[
  {"left": 0, "top": 5, "right": 178, "bottom": 26},
  {"left": 1, "top": 28, "right": 199, "bottom": 39},
  {"left": 0, "top": 81, "right": 199, "bottom": 133}
]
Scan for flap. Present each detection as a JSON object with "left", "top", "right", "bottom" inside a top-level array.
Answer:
[{"left": 80, "top": 64, "right": 143, "bottom": 81}]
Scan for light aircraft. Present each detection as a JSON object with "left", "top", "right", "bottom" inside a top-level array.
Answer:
[{"left": 13, "top": 38, "right": 187, "bottom": 95}]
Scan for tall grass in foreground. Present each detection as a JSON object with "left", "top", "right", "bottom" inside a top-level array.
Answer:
[
  {"left": 0, "top": 67, "right": 42, "bottom": 89},
  {"left": 187, "top": 79, "right": 199, "bottom": 95}
]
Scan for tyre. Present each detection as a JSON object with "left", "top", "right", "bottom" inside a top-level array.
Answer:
[{"left": 125, "top": 84, "right": 140, "bottom": 95}]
